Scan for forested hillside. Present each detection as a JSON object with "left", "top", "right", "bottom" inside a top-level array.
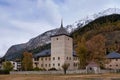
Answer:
[{"left": 72, "top": 14, "right": 120, "bottom": 68}]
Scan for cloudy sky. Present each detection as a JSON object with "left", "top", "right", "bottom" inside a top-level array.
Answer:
[{"left": 0, "top": 0, "right": 120, "bottom": 57}]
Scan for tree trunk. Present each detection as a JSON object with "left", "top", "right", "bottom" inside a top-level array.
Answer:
[{"left": 64, "top": 69, "right": 66, "bottom": 74}]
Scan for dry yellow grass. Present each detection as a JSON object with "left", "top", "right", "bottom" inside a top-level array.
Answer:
[{"left": 0, "top": 73, "right": 120, "bottom": 80}]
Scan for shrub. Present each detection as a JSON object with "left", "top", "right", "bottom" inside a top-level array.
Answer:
[
  {"left": 33, "top": 67, "right": 40, "bottom": 71},
  {"left": 0, "top": 70, "right": 9, "bottom": 74},
  {"left": 41, "top": 68, "right": 46, "bottom": 71},
  {"left": 48, "top": 68, "right": 57, "bottom": 71}
]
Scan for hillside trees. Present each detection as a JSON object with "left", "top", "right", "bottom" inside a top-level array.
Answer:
[
  {"left": 86, "top": 34, "right": 106, "bottom": 68},
  {"left": 22, "top": 51, "right": 33, "bottom": 71},
  {"left": 75, "top": 37, "right": 88, "bottom": 69}
]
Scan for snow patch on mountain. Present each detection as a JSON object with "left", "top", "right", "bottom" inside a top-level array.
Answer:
[{"left": 67, "top": 8, "right": 120, "bottom": 32}]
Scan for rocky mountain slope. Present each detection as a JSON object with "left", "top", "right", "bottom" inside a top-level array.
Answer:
[{"left": 4, "top": 8, "right": 120, "bottom": 60}]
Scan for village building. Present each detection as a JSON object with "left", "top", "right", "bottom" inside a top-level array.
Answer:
[
  {"left": 105, "top": 52, "right": 120, "bottom": 71},
  {"left": 33, "top": 22, "right": 79, "bottom": 70},
  {"left": 86, "top": 62, "right": 100, "bottom": 74}
]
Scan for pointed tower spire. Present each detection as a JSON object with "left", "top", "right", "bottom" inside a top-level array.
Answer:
[
  {"left": 51, "top": 19, "right": 69, "bottom": 37},
  {"left": 61, "top": 19, "right": 63, "bottom": 28}
]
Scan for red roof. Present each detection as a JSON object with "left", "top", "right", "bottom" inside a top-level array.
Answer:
[{"left": 86, "top": 62, "right": 99, "bottom": 67}]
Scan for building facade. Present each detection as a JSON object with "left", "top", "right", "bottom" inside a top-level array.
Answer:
[
  {"left": 33, "top": 22, "right": 79, "bottom": 70},
  {"left": 105, "top": 52, "right": 120, "bottom": 70}
]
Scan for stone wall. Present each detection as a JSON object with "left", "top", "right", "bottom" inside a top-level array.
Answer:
[
  {"left": 10, "top": 70, "right": 111, "bottom": 75},
  {"left": 10, "top": 70, "right": 86, "bottom": 75}
]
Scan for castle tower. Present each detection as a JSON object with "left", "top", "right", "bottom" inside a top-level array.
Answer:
[{"left": 51, "top": 21, "right": 73, "bottom": 70}]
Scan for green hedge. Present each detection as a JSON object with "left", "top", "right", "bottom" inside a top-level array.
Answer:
[{"left": 0, "top": 70, "right": 10, "bottom": 74}]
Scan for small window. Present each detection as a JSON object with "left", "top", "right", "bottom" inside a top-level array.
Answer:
[
  {"left": 110, "top": 65, "right": 112, "bottom": 67},
  {"left": 35, "top": 58, "right": 39, "bottom": 61},
  {"left": 66, "top": 57, "right": 68, "bottom": 60},
  {"left": 58, "top": 57, "right": 60, "bottom": 60},
  {"left": 35, "top": 62, "right": 39, "bottom": 66},
  {"left": 68, "top": 38, "right": 69, "bottom": 40},
  {"left": 45, "top": 64, "right": 47, "bottom": 67},
  {"left": 69, "top": 57, "right": 71, "bottom": 60},
  {"left": 41, "top": 58, "right": 43, "bottom": 61},
  {"left": 56, "top": 38, "right": 58, "bottom": 40},
  {"left": 116, "top": 59, "right": 118, "bottom": 61},
  {"left": 68, "top": 63, "right": 70, "bottom": 66},
  {"left": 53, "top": 57, "right": 55, "bottom": 60},
  {"left": 53, "top": 64, "right": 55, "bottom": 66},
  {"left": 58, "top": 63, "right": 60, "bottom": 66},
  {"left": 116, "top": 64, "right": 118, "bottom": 66},
  {"left": 49, "top": 64, "right": 51, "bottom": 67}
]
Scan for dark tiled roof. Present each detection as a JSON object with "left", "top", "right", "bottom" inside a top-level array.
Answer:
[
  {"left": 54, "top": 26, "right": 69, "bottom": 36},
  {"left": 34, "top": 49, "right": 51, "bottom": 58},
  {"left": 52, "top": 21, "right": 69, "bottom": 37},
  {"left": 34, "top": 49, "right": 77, "bottom": 58},
  {"left": 107, "top": 52, "right": 120, "bottom": 59}
]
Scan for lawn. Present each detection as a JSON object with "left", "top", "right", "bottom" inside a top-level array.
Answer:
[{"left": 0, "top": 73, "right": 120, "bottom": 80}]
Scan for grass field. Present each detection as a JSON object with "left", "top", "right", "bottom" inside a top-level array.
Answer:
[{"left": 0, "top": 73, "right": 120, "bottom": 80}]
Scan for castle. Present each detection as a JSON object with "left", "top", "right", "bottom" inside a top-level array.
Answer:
[{"left": 33, "top": 21, "right": 79, "bottom": 70}]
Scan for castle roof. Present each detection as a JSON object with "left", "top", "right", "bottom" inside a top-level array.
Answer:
[
  {"left": 34, "top": 49, "right": 51, "bottom": 58},
  {"left": 107, "top": 52, "right": 120, "bottom": 59},
  {"left": 52, "top": 20, "right": 69, "bottom": 37}
]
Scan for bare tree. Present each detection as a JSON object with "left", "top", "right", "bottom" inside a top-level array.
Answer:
[{"left": 62, "top": 63, "right": 69, "bottom": 74}]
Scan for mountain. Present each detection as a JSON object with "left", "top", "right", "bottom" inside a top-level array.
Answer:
[
  {"left": 71, "top": 14, "right": 120, "bottom": 67},
  {"left": 4, "top": 29, "right": 58, "bottom": 60},
  {"left": 4, "top": 8, "right": 120, "bottom": 60},
  {"left": 69, "top": 8, "right": 120, "bottom": 31}
]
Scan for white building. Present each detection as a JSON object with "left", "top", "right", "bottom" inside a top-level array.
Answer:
[
  {"left": 10, "top": 61, "right": 21, "bottom": 71},
  {"left": 33, "top": 22, "right": 79, "bottom": 70}
]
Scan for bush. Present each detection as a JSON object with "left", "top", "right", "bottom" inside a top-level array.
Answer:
[
  {"left": 48, "top": 68, "right": 57, "bottom": 71},
  {"left": 41, "top": 68, "right": 46, "bottom": 71},
  {"left": 0, "top": 70, "right": 9, "bottom": 74},
  {"left": 33, "top": 67, "right": 40, "bottom": 71}
]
